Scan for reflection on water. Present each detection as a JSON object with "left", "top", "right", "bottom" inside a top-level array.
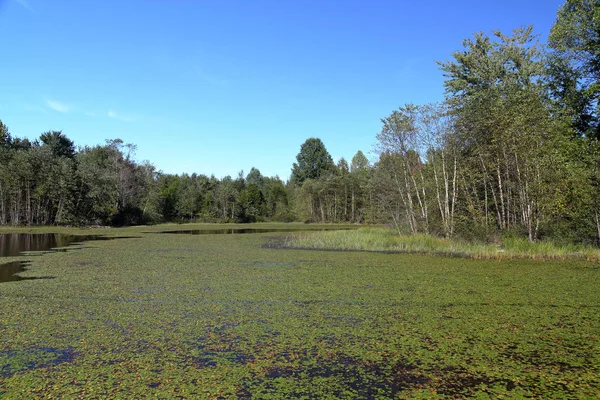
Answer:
[
  {"left": 0, "top": 233, "right": 126, "bottom": 257},
  {"left": 0, "top": 233, "right": 131, "bottom": 283}
]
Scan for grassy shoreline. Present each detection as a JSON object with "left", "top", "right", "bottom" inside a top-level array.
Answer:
[{"left": 280, "top": 227, "right": 600, "bottom": 262}]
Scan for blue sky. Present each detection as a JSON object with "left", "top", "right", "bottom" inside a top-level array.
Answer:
[{"left": 0, "top": 0, "right": 565, "bottom": 180}]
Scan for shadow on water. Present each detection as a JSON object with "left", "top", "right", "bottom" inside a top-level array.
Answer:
[
  {"left": 0, "top": 261, "right": 54, "bottom": 283},
  {"left": 0, "top": 233, "right": 135, "bottom": 283}
]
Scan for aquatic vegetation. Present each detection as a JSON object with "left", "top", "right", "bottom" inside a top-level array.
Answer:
[
  {"left": 0, "top": 223, "right": 598, "bottom": 398},
  {"left": 1, "top": 347, "right": 77, "bottom": 378}
]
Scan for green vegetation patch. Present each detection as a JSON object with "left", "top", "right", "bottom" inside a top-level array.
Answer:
[
  {"left": 0, "top": 224, "right": 598, "bottom": 398},
  {"left": 281, "top": 228, "right": 600, "bottom": 262}
]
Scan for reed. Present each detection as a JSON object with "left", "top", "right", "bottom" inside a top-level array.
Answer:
[{"left": 283, "top": 228, "right": 600, "bottom": 262}]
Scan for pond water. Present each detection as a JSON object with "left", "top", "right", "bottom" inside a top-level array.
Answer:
[
  {"left": 0, "top": 233, "right": 128, "bottom": 283},
  {"left": 0, "top": 261, "right": 53, "bottom": 283},
  {"left": 0, "top": 233, "right": 126, "bottom": 257}
]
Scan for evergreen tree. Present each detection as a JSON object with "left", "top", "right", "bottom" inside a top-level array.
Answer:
[{"left": 291, "top": 138, "right": 334, "bottom": 185}]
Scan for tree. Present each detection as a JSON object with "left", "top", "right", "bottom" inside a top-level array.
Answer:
[
  {"left": 0, "top": 120, "right": 11, "bottom": 148},
  {"left": 75, "top": 145, "right": 120, "bottom": 224},
  {"left": 246, "top": 167, "right": 264, "bottom": 186},
  {"left": 40, "top": 130, "right": 75, "bottom": 158},
  {"left": 176, "top": 174, "right": 202, "bottom": 222},
  {"left": 264, "top": 177, "right": 291, "bottom": 221},
  {"left": 237, "top": 183, "right": 266, "bottom": 222},
  {"left": 376, "top": 105, "right": 429, "bottom": 233},
  {"left": 214, "top": 176, "right": 239, "bottom": 220},
  {"left": 138, "top": 161, "right": 161, "bottom": 223},
  {"left": 548, "top": 0, "right": 600, "bottom": 139},
  {"left": 417, "top": 103, "right": 458, "bottom": 238},
  {"left": 336, "top": 158, "right": 350, "bottom": 221},
  {"left": 547, "top": 1, "right": 600, "bottom": 244},
  {"left": 156, "top": 174, "right": 180, "bottom": 221},
  {"left": 291, "top": 138, "right": 334, "bottom": 185},
  {"left": 350, "top": 150, "right": 372, "bottom": 223},
  {"left": 370, "top": 152, "right": 409, "bottom": 233},
  {"left": 350, "top": 151, "right": 369, "bottom": 174},
  {"left": 439, "top": 26, "right": 566, "bottom": 241}
]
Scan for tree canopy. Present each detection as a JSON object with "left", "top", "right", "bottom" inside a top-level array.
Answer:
[
  {"left": 548, "top": 0, "right": 600, "bottom": 138},
  {"left": 290, "top": 138, "right": 334, "bottom": 185}
]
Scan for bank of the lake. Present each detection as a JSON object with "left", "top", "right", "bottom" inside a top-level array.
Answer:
[{"left": 280, "top": 228, "right": 600, "bottom": 262}]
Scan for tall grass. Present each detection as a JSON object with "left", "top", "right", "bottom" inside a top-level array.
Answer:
[{"left": 282, "top": 228, "right": 600, "bottom": 262}]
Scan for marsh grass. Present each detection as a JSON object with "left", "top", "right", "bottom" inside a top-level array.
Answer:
[{"left": 282, "top": 227, "right": 600, "bottom": 262}]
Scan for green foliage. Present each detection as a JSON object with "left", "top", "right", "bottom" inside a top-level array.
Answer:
[
  {"left": 291, "top": 138, "right": 334, "bottom": 185},
  {"left": 39, "top": 130, "right": 75, "bottom": 159},
  {"left": 0, "top": 120, "right": 11, "bottom": 148},
  {"left": 236, "top": 183, "right": 266, "bottom": 222},
  {"left": 75, "top": 145, "right": 120, "bottom": 224},
  {"left": 245, "top": 167, "right": 264, "bottom": 186},
  {"left": 350, "top": 150, "right": 369, "bottom": 173},
  {"left": 548, "top": 0, "right": 600, "bottom": 138}
]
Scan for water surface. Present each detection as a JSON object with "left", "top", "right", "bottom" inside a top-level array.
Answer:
[
  {"left": 0, "top": 261, "right": 53, "bottom": 283},
  {"left": 157, "top": 228, "right": 356, "bottom": 235},
  {"left": 0, "top": 233, "right": 124, "bottom": 257},
  {"left": 0, "top": 233, "right": 130, "bottom": 283}
]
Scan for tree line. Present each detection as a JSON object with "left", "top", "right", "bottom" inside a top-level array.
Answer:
[
  {"left": 291, "top": 1, "right": 600, "bottom": 246},
  {"left": 0, "top": 126, "right": 295, "bottom": 226},
  {"left": 1, "top": 0, "right": 599, "bottom": 245}
]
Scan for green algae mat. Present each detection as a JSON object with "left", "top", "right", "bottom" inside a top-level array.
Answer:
[{"left": 0, "top": 225, "right": 599, "bottom": 398}]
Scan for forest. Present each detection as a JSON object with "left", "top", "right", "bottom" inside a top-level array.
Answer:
[{"left": 1, "top": 1, "right": 599, "bottom": 246}]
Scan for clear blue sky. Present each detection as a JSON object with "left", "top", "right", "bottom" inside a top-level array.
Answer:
[{"left": 0, "top": 0, "right": 565, "bottom": 181}]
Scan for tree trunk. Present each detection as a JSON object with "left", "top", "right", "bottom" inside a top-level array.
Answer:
[
  {"left": 351, "top": 188, "right": 355, "bottom": 223},
  {"left": 432, "top": 153, "right": 446, "bottom": 234},
  {"left": 450, "top": 155, "right": 457, "bottom": 237},
  {"left": 497, "top": 162, "right": 506, "bottom": 230},
  {"left": 596, "top": 211, "right": 600, "bottom": 247},
  {"left": 0, "top": 181, "right": 5, "bottom": 225}
]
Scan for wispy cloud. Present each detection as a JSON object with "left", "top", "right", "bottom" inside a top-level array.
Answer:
[
  {"left": 108, "top": 109, "right": 135, "bottom": 123},
  {"left": 14, "top": 0, "right": 33, "bottom": 11},
  {"left": 85, "top": 111, "right": 97, "bottom": 117},
  {"left": 46, "top": 100, "right": 70, "bottom": 113}
]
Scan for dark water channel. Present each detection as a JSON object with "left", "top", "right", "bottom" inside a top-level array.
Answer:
[
  {"left": 157, "top": 228, "right": 355, "bottom": 235},
  {"left": 0, "top": 261, "right": 52, "bottom": 283},
  {"left": 0, "top": 233, "right": 127, "bottom": 283}
]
